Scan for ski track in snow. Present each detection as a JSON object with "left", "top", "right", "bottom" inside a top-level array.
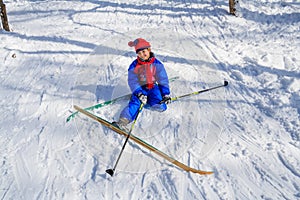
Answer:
[{"left": 1, "top": 0, "right": 300, "bottom": 199}]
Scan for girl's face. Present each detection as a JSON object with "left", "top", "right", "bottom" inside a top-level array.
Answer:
[{"left": 137, "top": 48, "right": 151, "bottom": 60}]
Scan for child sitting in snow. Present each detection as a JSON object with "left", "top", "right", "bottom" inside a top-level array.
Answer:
[{"left": 114, "top": 38, "right": 171, "bottom": 130}]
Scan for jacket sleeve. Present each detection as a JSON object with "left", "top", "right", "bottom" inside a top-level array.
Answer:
[
  {"left": 155, "top": 59, "right": 170, "bottom": 96},
  {"left": 127, "top": 60, "right": 146, "bottom": 96}
]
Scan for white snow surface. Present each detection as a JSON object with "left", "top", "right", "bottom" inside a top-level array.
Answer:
[{"left": 1, "top": 0, "right": 300, "bottom": 199}]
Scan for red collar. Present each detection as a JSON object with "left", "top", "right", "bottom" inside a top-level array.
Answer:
[{"left": 137, "top": 56, "right": 155, "bottom": 65}]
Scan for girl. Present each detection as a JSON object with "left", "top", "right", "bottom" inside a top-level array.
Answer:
[{"left": 114, "top": 38, "right": 171, "bottom": 130}]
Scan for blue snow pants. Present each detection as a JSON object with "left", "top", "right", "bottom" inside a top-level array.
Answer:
[{"left": 120, "top": 84, "right": 167, "bottom": 122}]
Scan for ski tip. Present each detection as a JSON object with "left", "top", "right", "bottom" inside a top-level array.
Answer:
[
  {"left": 202, "top": 171, "right": 214, "bottom": 175},
  {"left": 194, "top": 170, "right": 214, "bottom": 175},
  {"left": 224, "top": 80, "right": 229, "bottom": 86},
  {"left": 66, "top": 116, "right": 72, "bottom": 123}
]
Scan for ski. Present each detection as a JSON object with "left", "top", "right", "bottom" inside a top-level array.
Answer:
[
  {"left": 66, "top": 76, "right": 179, "bottom": 122},
  {"left": 74, "top": 105, "right": 214, "bottom": 175}
]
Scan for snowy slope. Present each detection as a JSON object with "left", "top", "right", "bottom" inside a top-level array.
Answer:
[{"left": 1, "top": 0, "right": 299, "bottom": 199}]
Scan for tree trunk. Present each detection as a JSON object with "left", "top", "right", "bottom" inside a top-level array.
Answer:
[
  {"left": 229, "top": 0, "right": 236, "bottom": 16},
  {"left": 0, "top": 0, "right": 10, "bottom": 31}
]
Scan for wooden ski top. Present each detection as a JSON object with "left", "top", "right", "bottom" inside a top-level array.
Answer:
[{"left": 74, "top": 105, "right": 214, "bottom": 175}]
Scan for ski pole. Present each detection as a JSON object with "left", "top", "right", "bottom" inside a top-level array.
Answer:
[
  {"left": 106, "top": 103, "right": 144, "bottom": 177},
  {"left": 161, "top": 80, "right": 228, "bottom": 104},
  {"left": 66, "top": 76, "right": 179, "bottom": 123}
]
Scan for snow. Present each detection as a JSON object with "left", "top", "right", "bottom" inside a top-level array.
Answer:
[{"left": 1, "top": 0, "right": 299, "bottom": 199}]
